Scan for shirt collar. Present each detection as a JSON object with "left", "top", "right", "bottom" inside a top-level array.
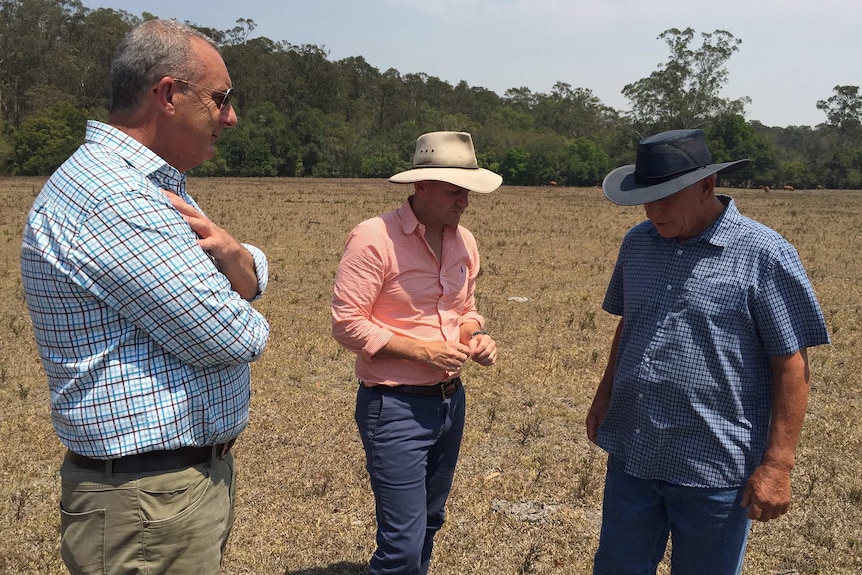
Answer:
[
  {"left": 397, "top": 196, "right": 422, "bottom": 235},
  {"left": 699, "top": 195, "right": 741, "bottom": 247},
  {"left": 85, "top": 120, "right": 185, "bottom": 191},
  {"left": 647, "top": 194, "right": 740, "bottom": 248}
]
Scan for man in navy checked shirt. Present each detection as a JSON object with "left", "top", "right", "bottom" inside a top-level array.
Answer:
[
  {"left": 20, "top": 19, "right": 270, "bottom": 575},
  {"left": 586, "top": 129, "right": 829, "bottom": 575}
]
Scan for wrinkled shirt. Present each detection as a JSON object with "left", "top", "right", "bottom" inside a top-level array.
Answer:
[
  {"left": 600, "top": 196, "right": 829, "bottom": 487},
  {"left": 21, "top": 121, "right": 270, "bottom": 458},
  {"left": 332, "top": 197, "right": 484, "bottom": 386}
]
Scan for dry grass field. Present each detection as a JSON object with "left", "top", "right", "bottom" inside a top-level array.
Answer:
[{"left": 1, "top": 176, "right": 860, "bottom": 574}]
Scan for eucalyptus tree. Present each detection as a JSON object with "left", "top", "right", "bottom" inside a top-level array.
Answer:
[
  {"left": 622, "top": 27, "right": 750, "bottom": 133},
  {"left": 816, "top": 85, "right": 862, "bottom": 131},
  {"left": 0, "top": 0, "right": 89, "bottom": 126},
  {"left": 535, "top": 82, "right": 611, "bottom": 139}
]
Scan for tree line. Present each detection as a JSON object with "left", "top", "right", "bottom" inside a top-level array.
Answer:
[{"left": 3, "top": 0, "right": 862, "bottom": 189}]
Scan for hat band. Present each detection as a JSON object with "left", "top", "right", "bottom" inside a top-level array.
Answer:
[
  {"left": 634, "top": 165, "right": 706, "bottom": 185},
  {"left": 413, "top": 163, "right": 479, "bottom": 169}
]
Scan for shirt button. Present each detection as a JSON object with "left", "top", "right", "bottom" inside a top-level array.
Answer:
[
  {"left": 666, "top": 284, "right": 672, "bottom": 290},
  {"left": 677, "top": 249, "right": 683, "bottom": 255},
  {"left": 638, "top": 393, "right": 644, "bottom": 399},
  {"left": 635, "top": 429, "right": 641, "bottom": 434}
]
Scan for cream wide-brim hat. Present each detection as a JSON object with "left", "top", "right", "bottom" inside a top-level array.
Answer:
[{"left": 389, "top": 131, "right": 503, "bottom": 193}]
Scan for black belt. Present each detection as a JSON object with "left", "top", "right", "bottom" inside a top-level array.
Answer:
[
  {"left": 66, "top": 439, "right": 236, "bottom": 474},
  {"left": 363, "top": 377, "right": 462, "bottom": 399}
]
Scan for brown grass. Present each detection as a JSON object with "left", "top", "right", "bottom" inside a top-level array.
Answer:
[{"left": 1, "top": 177, "right": 860, "bottom": 574}]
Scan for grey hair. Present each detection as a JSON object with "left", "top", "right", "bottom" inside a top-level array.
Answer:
[{"left": 109, "top": 19, "right": 220, "bottom": 113}]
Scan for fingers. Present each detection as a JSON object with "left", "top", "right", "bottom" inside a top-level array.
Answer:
[
  {"left": 163, "top": 189, "right": 195, "bottom": 215},
  {"left": 469, "top": 335, "right": 498, "bottom": 366},
  {"left": 748, "top": 500, "right": 789, "bottom": 522},
  {"left": 586, "top": 417, "right": 597, "bottom": 444},
  {"left": 741, "top": 472, "right": 791, "bottom": 522},
  {"left": 740, "top": 483, "right": 752, "bottom": 509},
  {"left": 428, "top": 342, "right": 470, "bottom": 371}
]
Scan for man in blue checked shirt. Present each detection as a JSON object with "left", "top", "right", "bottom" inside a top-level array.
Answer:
[
  {"left": 20, "top": 19, "right": 269, "bottom": 575},
  {"left": 586, "top": 129, "right": 829, "bottom": 575}
]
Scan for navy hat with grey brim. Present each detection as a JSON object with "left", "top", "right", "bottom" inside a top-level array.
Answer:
[{"left": 603, "top": 129, "right": 751, "bottom": 206}]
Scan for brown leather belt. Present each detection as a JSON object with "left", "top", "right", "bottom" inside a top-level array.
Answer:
[
  {"left": 364, "top": 377, "right": 462, "bottom": 399},
  {"left": 66, "top": 439, "right": 236, "bottom": 474}
]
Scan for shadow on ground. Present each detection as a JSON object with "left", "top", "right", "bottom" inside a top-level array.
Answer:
[{"left": 284, "top": 561, "right": 367, "bottom": 575}]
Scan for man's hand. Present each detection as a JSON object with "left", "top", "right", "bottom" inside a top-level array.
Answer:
[
  {"left": 741, "top": 462, "right": 792, "bottom": 522},
  {"left": 469, "top": 334, "right": 497, "bottom": 366},
  {"left": 164, "top": 190, "right": 259, "bottom": 300},
  {"left": 164, "top": 191, "right": 242, "bottom": 260},
  {"left": 419, "top": 341, "right": 472, "bottom": 372},
  {"left": 740, "top": 349, "right": 811, "bottom": 522},
  {"left": 586, "top": 385, "right": 611, "bottom": 445}
]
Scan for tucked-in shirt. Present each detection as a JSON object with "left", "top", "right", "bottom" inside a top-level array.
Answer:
[
  {"left": 332, "top": 197, "right": 484, "bottom": 386},
  {"left": 20, "top": 120, "right": 270, "bottom": 458},
  {"left": 599, "top": 196, "right": 829, "bottom": 488}
]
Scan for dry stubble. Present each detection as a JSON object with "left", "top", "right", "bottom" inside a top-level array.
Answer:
[{"left": 0, "top": 177, "right": 859, "bottom": 574}]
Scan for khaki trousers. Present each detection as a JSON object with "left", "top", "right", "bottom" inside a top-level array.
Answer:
[{"left": 59, "top": 452, "right": 236, "bottom": 575}]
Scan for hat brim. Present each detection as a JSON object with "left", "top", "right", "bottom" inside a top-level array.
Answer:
[
  {"left": 602, "top": 159, "right": 751, "bottom": 206},
  {"left": 389, "top": 167, "right": 503, "bottom": 194}
]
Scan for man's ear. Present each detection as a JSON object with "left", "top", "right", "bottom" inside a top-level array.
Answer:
[
  {"left": 152, "top": 78, "right": 177, "bottom": 112},
  {"left": 702, "top": 174, "right": 717, "bottom": 194}
]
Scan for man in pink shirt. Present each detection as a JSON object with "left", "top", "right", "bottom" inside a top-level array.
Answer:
[{"left": 332, "top": 131, "right": 501, "bottom": 575}]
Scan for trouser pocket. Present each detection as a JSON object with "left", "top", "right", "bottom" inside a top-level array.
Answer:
[{"left": 60, "top": 503, "right": 106, "bottom": 575}]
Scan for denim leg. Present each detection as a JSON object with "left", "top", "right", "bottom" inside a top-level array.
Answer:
[
  {"left": 593, "top": 455, "right": 669, "bottom": 575},
  {"left": 355, "top": 385, "right": 465, "bottom": 575},
  {"left": 593, "top": 455, "right": 752, "bottom": 575},
  {"left": 420, "top": 386, "right": 465, "bottom": 575},
  {"left": 664, "top": 483, "right": 751, "bottom": 575}
]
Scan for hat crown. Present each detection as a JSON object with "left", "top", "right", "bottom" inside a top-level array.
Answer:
[
  {"left": 412, "top": 131, "right": 480, "bottom": 169},
  {"left": 634, "top": 129, "right": 713, "bottom": 184}
]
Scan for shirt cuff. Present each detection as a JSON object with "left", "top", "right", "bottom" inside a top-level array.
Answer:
[
  {"left": 361, "top": 329, "right": 394, "bottom": 359},
  {"left": 243, "top": 243, "right": 268, "bottom": 301}
]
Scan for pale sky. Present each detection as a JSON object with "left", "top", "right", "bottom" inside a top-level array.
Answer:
[{"left": 90, "top": 0, "right": 859, "bottom": 128}]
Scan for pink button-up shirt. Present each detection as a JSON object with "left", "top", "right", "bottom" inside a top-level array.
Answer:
[{"left": 332, "top": 198, "right": 484, "bottom": 386}]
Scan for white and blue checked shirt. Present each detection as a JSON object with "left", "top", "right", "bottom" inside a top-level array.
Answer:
[
  {"left": 21, "top": 121, "right": 270, "bottom": 458},
  {"left": 599, "top": 196, "right": 829, "bottom": 488}
]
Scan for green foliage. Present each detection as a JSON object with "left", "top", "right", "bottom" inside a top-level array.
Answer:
[
  {"left": 214, "top": 102, "right": 298, "bottom": 176},
  {"left": 361, "top": 152, "right": 404, "bottom": 178},
  {"left": 4, "top": 1, "right": 862, "bottom": 188},
  {"left": 817, "top": 85, "right": 862, "bottom": 130},
  {"left": 10, "top": 102, "right": 86, "bottom": 175},
  {"left": 500, "top": 147, "right": 531, "bottom": 185},
  {"left": 623, "top": 28, "right": 750, "bottom": 132},
  {"left": 705, "top": 114, "right": 777, "bottom": 187}
]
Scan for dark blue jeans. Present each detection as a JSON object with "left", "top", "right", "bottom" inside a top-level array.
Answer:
[
  {"left": 355, "top": 383, "right": 466, "bottom": 575},
  {"left": 594, "top": 455, "right": 751, "bottom": 575}
]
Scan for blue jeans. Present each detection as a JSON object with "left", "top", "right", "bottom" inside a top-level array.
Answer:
[
  {"left": 594, "top": 455, "right": 751, "bottom": 575},
  {"left": 355, "top": 383, "right": 466, "bottom": 575}
]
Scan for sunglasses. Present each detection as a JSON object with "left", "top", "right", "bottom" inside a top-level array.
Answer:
[{"left": 171, "top": 77, "right": 234, "bottom": 110}]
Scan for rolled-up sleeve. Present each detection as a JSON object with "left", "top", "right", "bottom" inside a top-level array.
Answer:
[
  {"left": 243, "top": 242, "right": 269, "bottom": 301},
  {"left": 332, "top": 221, "right": 394, "bottom": 358}
]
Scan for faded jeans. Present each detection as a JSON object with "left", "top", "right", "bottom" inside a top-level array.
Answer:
[{"left": 593, "top": 455, "right": 751, "bottom": 575}]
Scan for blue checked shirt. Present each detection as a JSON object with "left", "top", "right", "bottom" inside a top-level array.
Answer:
[
  {"left": 21, "top": 121, "right": 270, "bottom": 458},
  {"left": 599, "top": 196, "right": 829, "bottom": 487}
]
